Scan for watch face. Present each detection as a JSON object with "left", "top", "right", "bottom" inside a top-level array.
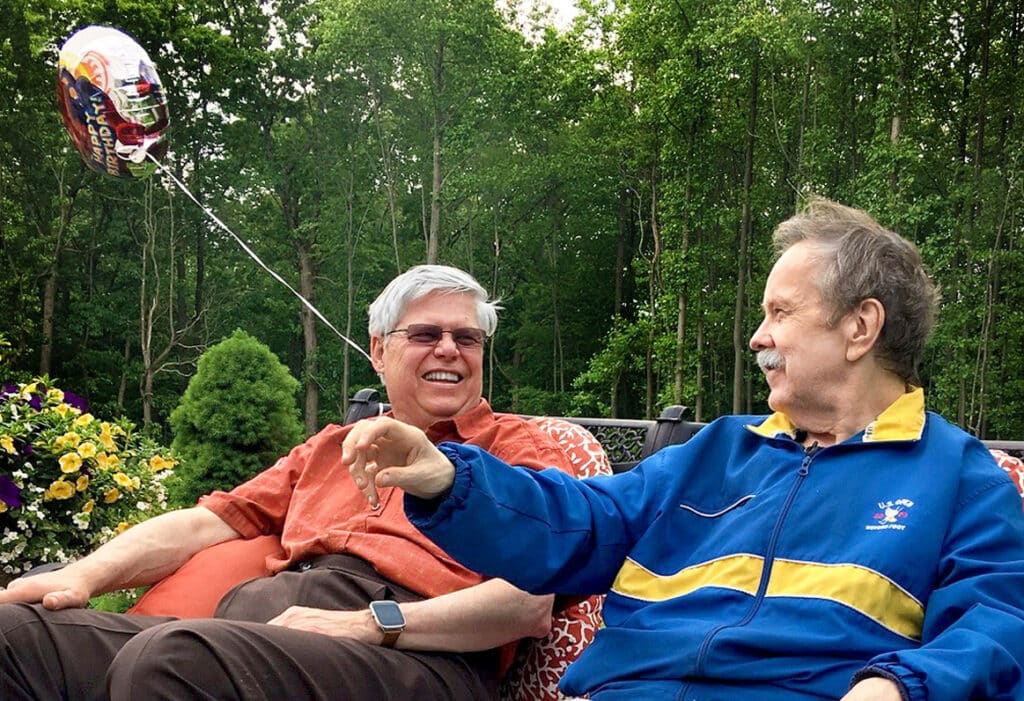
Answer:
[{"left": 370, "top": 600, "right": 405, "bottom": 628}]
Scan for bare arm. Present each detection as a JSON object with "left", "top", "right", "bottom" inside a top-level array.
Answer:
[
  {"left": 269, "top": 578, "right": 554, "bottom": 652},
  {"left": 0, "top": 506, "right": 240, "bottom": 609},
  {"left": 838, "top": 677, "right": 902, "bottom": 701}
]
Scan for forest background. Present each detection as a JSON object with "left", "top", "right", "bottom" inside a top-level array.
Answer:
[{"left": 1, "top": 0, "right": 1022, "bottom": 442}]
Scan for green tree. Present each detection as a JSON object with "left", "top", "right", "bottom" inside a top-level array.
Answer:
[{"left": 167, "top": 329, "right": 302, "bottom": 506}]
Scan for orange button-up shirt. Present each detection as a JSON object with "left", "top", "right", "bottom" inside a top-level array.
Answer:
[{"left": 200, "top": 400, "right": 576, "bottom": 598}]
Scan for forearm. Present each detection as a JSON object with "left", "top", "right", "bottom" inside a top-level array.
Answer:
[
  {"left": 395, "top": 579, "right": 553, "bottom": 652},
  {"left": 63, "top": 506, "right": 240, "bottom": 594},
  {"left": 270, "top": 579, "right": 554, "bottom": 653},
  {"left": 408, "top": 443, "right": 633, "bottom": 594}
]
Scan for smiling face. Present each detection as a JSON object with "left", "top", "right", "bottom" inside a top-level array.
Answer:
[
  {"left": 748, "top": 241, "right": 854, "bottom": 425},
  {"left": 370, "top": 291, "right": 485, "bottom": 430}
]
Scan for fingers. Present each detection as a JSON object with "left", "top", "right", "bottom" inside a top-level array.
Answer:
[
  {"left": 342, "top": 418, "right": 394, "bottom": 508},
  {"left": 351, "top": 449, "right": 381, "bottom": 509},
  {"left": 0, "top": 578, "right": 86, "bottom": 610},
  {"left": 340, "top": 417, "right": 454, "bottom": 501},
  {"left": 41, "top": 588, "right": 87, "bottom": 610}
]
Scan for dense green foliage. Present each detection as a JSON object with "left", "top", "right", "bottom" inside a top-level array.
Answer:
[
  {"left": 1, "top": 0, "right": 1022, "bottom": 440},
  {"left": 167, "top": 330, "right": 302, "bottom": 505}
]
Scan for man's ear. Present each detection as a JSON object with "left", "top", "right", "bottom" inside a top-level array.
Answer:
[
  {"left": 846, "top": 298, "right": 885, "bottom": 362},
  {"left": 370, "top": 335, "right": 386, "bottom": 375}
]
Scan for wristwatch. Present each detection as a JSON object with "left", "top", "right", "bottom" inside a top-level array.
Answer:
[{"left": 369, "top": 600, "right": 406, "bottom": 648}]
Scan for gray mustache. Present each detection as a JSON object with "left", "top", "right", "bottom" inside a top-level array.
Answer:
[{"left": 757, "top": 349, "right": 785, "bottom": 371}]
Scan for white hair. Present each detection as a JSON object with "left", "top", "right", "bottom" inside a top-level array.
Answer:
[{"left": 367, "top": 265, "right": 500, "bottom": 338}]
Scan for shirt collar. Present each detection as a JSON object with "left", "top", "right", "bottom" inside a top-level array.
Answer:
[
  {"left": 746, "top": 386, "right": 926, "bottom": 443},
  {"left": 423, "top": 399, "right": 493, "bottom": 444}
]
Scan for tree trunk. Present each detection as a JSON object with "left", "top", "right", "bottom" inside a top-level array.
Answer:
[
  {"left": 646, "top": 165, "right": 661, "bottom": 420},
  {"left": 192, "top": 160, "right": 206, "bottom": 320},
  {"left": 674, "top": 122, "right": 697, "bottom": 404},
  {"left": 488, "top": 212, "right": 502, "bottom": 404},
  {"left": 615, "top": 189, "right": 629, "bottom": 316},
  {"left": 373, "top": 96, "right": 403, "bottom": 274},
  {"left": 967, "top": 0, "right": 994, "bottom": 434},
  {"left": 732, "top": 54, "right": 759, "bottom": 414},
  {"left": 297, "top": 240, "right": 319, "bottom": 434},
  {"left": 695, "top": 304, "right": 705, "bottom": 421},
  {"left": 39, "top": 269, "right": 56, "bottom": 376},
  {"left": 427, "top": 39, "right": 446, "bottom": 264},
  {"left": 117, "top": 336, "right": 130, "bottom": 411}
]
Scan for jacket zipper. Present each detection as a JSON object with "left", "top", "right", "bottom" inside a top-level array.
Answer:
[{"left": 691, "top": 441, "right": 820, "bottom": 678}]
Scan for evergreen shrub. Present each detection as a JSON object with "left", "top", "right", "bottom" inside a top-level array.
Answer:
[{"left": 168, "top": 330, "right": 302, "bottom": 506}]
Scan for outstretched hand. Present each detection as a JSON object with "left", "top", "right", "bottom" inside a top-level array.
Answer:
[{"left": 341, "top": 416, "right": 456, "bottom": 508}]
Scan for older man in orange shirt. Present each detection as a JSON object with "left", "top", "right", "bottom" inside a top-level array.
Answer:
[{"left": 0, "top": 265, "right": 576, "bottom": 701}]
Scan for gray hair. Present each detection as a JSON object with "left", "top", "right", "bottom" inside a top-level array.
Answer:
[
  {"left": 367, "top": 265, "right": 500, "bottom": 338},
  {"left": 771, "top": 198, "right": 940, "bottom": 383}
]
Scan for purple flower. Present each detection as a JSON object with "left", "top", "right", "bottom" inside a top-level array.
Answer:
[
  {"left": 0, "top": 474, "right": 22, "bottom": 509},
  {"left": 0, "top": 383, "right": 87, "bottom": 413},
  {"left": 64, "top": 390, "right": 88, "bottom": 412},
  {"left": 1, "top": 383, "right": 42, "bottom": 411}
]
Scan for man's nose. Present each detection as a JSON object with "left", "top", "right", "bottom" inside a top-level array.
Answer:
[
  {"left": 749, "top": 321, "right": 770, "bottom": 351},
  {"left": 433, "top": 333, "right": 460, "bottom": 356}
]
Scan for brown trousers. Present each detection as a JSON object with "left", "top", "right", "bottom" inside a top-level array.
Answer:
[{"left": 0, "top": 555, "right": 498, "bottom": 701}]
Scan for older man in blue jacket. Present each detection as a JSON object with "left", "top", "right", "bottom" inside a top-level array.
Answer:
[{"left": 344, "top": 199, "right": 1024, "bottom": 701}]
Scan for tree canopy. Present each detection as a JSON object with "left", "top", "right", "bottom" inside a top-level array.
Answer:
[{"left": 1, "top": 0, "right": 1022, "bottom": 440}]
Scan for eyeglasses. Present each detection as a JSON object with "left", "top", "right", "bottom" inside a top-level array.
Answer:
[{"left": 386, "top": 324, "right": 487, "bottom": 349}]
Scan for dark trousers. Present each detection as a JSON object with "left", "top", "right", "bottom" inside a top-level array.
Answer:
[{"left": 0, "top": 555, "right": 498, "bottom": 701}]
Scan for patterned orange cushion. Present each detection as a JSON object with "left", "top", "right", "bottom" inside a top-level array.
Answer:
[{"left": 992, "top": 449, "right": 1024, "bottom": 507}]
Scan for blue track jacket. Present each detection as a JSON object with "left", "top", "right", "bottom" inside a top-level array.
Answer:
[{"left": 406, "top": 389, "right": 1024, "bottom": 701}]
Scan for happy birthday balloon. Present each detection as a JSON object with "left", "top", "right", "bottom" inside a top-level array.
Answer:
[{"left": 56, "top": 26, "right": 169, "bottom": 179}]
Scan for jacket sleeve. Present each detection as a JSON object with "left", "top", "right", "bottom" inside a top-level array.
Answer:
[
  {"left": 858, "top": 442, "right": 1024, "bottom": 701},
  {"left": 405, "top": 441, "right": 668, "bottom": 595}
]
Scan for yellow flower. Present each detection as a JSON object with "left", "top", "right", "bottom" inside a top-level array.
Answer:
[
  {"left": 0, "top": 435, "right": 14, "bottom": 455},
  {"left": 72, "top": 413, "right": 94, "bottom": 429},
  {"left": 77, "top": 441, "right": 97, "bottom": 459},
  {"left": 103, "top": 488, "right": 120, "bottom": 504},
  {"left": 19, "top": 382, "right": 39, "bottom": 400},
  {"left": 98, "top": 423, "right": 117, "bottom": 451},
  {"left": 113, "top": 472, "right": 134, "bottom": 489},
  {"left": 48, "top": 480, "right": 75, "bottom": 500},
  {"left": 59, "top": 452, "right": 83, "bottom": 473},
  {"left": 148, "top": 455, "right": 177, "bottom": 473},
  {"left": 0, "top": 502, "right": 7, "bottom": 513},
  {"left": 46, "top": 388, "right": 65, "bottom": 403},
  {"left": 76, "top": 475, "right": 90, "bottom": 491},
  {"left": 95, "top": 452, "right": 120, "bottom": 470},
  {"left": 114, "top": 521, "right": 132, "bottom": 535},
  {"left": 52, "top": 403, "right": 80, "bottom": 418},
  {"left": 82, "top": 499, "right": 95, "bottom": 514},
  {"left": 54, "top": 431, "right": 81, "bottom": 450}
]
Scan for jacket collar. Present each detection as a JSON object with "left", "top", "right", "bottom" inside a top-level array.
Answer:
[{"left": 746, "top": 386, "right": 926, "bottom": 443}]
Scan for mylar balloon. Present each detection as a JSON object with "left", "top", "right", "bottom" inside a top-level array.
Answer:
[{"left": 56, "top": 26, "right": 169, "bottom": 179}]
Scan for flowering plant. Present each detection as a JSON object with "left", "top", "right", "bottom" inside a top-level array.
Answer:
[{"left": 0, "top": 378, "right": 176, "bottom": 583}]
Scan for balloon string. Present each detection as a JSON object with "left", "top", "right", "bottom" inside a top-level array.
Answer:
[{"left": 146, "top": 152, "right": 372, "bottom": 363}]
